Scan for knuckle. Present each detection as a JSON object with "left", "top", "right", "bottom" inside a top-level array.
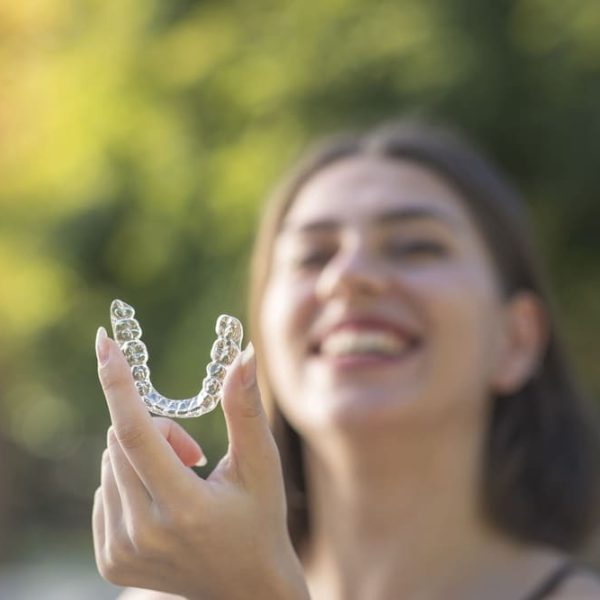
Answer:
[
  {"left": 160, "top": 501, "right": 196, "bottom": 533},
  {"left": 98, "top": 558, "right": 129, "bottom": 586},
  {"left": 239, "top": 393, "right": 263, "bottom": 420},
  {"left": 152, "top": 416, "right": 174, "bottom": 440},
  {"left": 110, "top": 533, "right": 132, "bottom": 562},
  {"left": 98, "top": 546, "right": 126, "bottom": 584},
  {"left": 152, "top": 416, "right": 171, "bottom": 429},
  {"left": 106, "top": 428, "right": 124, "bottom": 458},
  {"left": 127, "top": 520, "right": 156, "bottom": 553},
  {"left": 114, "top": 423, "right": 146, "bottom": 451},
  {"left": 104, "top": 535, "right": 134, "bottom": 574},
  {"left": 101, "top": 448, "right": 112, "bottom": 470},
  {"left": 106, "top": 426, "right": 116, "bottom": 446},
  {"left": 168, "top": 509, "right": 194, "bottom": 532},
  {"left": 96, "top": 557, "right": 112, "bottom": 581}
]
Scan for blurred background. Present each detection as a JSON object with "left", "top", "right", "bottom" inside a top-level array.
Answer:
[{"left": 1, "top": 0, "right": 600, "bottom": 597}]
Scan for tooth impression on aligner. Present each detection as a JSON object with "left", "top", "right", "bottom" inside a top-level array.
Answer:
[{"left": 109, "top": 299, "right": 243, "bottom": 418}]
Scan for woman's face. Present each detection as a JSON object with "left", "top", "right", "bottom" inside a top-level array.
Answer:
[{"left": 260, "top": 156, "right": 513, "bottom": 437}]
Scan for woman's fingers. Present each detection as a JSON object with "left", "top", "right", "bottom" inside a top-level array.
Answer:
[
  {"left": 107, "top": 418, "right": 205, "bottom": 520},
  {"left": 95, "top": 327, "right": 195, "bottom": 503},
  {"left": 153, "top": 418, "right": 206, "bottom": 468},
  {"left": 101, "top": 446, "right": 123, "bottom": 537},
  {"left": 107, "top": 427, "right": 152, "bottom": 519},
  {"left": 221, "top": 343, "right": 281, "bottom": 487},
  {"left": 92, "top": 487, "right": 105, "bottom": 564}
]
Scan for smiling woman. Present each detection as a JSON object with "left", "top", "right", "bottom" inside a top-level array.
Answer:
[
  {"left": 93, "top": 120, "right": 600, "bottom": 600},
  {"left": 249, "top": 120, "right": 600, "bottom": 598}
]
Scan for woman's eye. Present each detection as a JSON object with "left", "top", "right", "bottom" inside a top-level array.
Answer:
[
  {"left": 294, "top": 249, "right": 334, "bottom": 268},
  {"left": 386, "top": 240, "right": 448, "bottom": 260}
]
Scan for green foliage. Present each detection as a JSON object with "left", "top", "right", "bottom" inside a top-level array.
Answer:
[{"left": 0, "top": 0, "right": 599, "bottom": 558}]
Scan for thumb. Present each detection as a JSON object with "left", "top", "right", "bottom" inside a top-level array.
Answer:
[
  {"left": 153, "top": 417, "right": 207, "bottom": 468},
  {"left": 221, "top": 343, "right": 279, "bottom": 485}
]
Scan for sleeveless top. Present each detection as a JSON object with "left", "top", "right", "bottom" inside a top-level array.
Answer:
[{"left": 520, "top": 560, "right": 579, "bottom": 600}]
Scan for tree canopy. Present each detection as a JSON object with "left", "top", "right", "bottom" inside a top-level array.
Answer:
[{"left": 1, "top": 0, "right": 599, "bottom": 559}]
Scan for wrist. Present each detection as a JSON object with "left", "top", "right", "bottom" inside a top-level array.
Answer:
[
  {"left": 249, "top": 540, "right": 310, "bottom": 600},
  {"left": 268, "top": 549, "right": 311, "bottom": 600},
  {"left": 185, "top": 543, "right": 310, "bottom": 600}
]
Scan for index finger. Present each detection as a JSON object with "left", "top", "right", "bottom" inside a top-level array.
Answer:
[{"left": 95, "top": 327, "right": 190, "bottom": 501}]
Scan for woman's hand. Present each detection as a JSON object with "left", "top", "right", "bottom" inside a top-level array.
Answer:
[{"left": 92, "top": 328, "right": 309, "bottom": 600}]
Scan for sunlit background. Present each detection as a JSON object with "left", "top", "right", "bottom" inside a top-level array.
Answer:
[{"left": 1, "top": 0, "right": 600, "bottom": 597}]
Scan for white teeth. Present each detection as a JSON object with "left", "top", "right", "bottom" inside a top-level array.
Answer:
[{"left": 320, "top": 330, "right": 410, "bottom": 357}]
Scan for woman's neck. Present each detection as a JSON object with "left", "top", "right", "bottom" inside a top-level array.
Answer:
[{"left": 299, "top": 413, "right": 563, "bottom": 600}]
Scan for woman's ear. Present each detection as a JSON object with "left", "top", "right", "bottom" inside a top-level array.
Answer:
[{"left": 490, "top": 291, "right": 548, "bottom": 395}]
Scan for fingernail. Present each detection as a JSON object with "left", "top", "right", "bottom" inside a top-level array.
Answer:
[
  {"left": 240, "top": 342, "right": 256, "bottom": 388},
  {"left": 194, "top": 455, "right": 208, "bottom": 467},
  {"left": 95, "top": 326, "right": 110, "bottom": 366}
]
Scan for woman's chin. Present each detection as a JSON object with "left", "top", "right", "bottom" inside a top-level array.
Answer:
[{"left": 291, "top": 386, "right": 428, "bottom": 435}]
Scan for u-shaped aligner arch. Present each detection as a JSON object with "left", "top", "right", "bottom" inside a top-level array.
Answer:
[{"left": 109, "top": 299, "right": 243, "bottom": 418}]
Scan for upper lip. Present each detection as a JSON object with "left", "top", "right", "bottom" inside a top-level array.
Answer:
[{"left": 309, "top": 315, "right": 421, "bottom": 354}]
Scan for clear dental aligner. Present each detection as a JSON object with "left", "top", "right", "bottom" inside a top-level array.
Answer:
[{"left": 109, "top": 299, "right": 243, "bottom": 418}]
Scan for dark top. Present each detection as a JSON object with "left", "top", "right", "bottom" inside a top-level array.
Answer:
[{"left": 520, "top": 560, "right": 579, "bottom": 600}]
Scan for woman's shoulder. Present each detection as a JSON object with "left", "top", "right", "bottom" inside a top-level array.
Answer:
[
  {"left": 554, "top": 568, "right": 600, "bottom": 599},
  {"left": 118, "top": 589, "right": 184, "bottom": 600}
]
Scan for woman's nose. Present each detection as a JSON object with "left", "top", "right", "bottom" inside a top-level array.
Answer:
[{"left": 315, "top": 243, "right": 388, "bottom": 301}]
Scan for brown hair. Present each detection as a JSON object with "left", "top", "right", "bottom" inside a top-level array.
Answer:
[{"left": 249, "top": 120, "right": 600, "bottom": 555}]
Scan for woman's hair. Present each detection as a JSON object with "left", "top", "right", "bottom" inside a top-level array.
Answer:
[{"left": 248, "top": 119, "right": 600, "bottom": 555}]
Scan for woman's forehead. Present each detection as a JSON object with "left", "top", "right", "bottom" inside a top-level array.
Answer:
[{"left": 282, "top": 156, "right": 472, "bottom": 233}]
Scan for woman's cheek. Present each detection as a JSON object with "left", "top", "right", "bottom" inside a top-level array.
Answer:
[
  {"left": 261, "top": 279, "right": 304, "bottom": 388},
  {"left": 423, "top": 269, "right": 501, "bottom": 404},
  {"left": 267, "top": 276, "right": 322, "bottom": 410}
]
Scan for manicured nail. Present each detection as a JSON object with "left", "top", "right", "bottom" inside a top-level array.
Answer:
[
  {"left": 240, "top": 342, "right": 256, "bottom": 388},
  {"left": 95, "top": 326, "right": 110, "bottom": 366},
  {"left": 194, "top": 455, "right": 208, "bottom": 467}
]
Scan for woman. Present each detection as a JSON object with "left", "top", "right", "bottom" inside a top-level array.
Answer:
[{"left": 93, "top": 121, "right": 600, "bottom": 599}]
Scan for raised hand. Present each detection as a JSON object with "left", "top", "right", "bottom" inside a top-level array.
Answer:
[{"left": 92, "top": 327, "right": 309, "bottom": 600}]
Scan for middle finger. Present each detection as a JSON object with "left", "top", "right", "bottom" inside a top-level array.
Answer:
[
  {"left": 101, "top": 446, "right": 123, "bottom": 541},
  {"left": 107, "top": 427, "right": 152, "bottom": 520},
  {"left": 92, "top": 486, "right": 105, "bottom": 563}
]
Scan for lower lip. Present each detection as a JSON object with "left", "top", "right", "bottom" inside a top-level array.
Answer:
[{"left": 311, "top": 345, "right": 421, "bottom": 371}]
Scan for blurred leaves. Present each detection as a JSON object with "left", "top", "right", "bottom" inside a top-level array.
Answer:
[{"left": 0, "top": 0, "right": 599, "bottom": 558}]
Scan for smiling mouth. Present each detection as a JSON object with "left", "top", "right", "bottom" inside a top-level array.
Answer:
[{"left": 310, "top": 329, "right": 422, "bottom": 365}]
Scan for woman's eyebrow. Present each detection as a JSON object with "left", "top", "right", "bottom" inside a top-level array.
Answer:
[
  {"left": 282, "top": 205, "right": 461, "bottom": 234},
  {"left": 281, "top": 219, "right": 341, "bottom": 234},
  {"left": 375, "top": 207, "right": 461, "bottom": 230}
]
